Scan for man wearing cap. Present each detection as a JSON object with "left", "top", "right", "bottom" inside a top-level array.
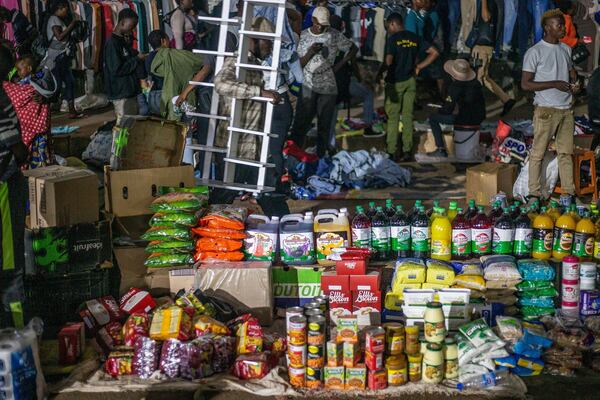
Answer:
[
  {"left": 291, "top": 6, "right": 358, "bottom": 157},
  {"left": 426, "top": 59, "right": 486, "bottom": 158},
  {"left": 521, "top": 9, "right": 580, "bottom": 206}
]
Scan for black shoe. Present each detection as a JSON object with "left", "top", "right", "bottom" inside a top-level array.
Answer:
[
  {"left": 363, "top": 126, "right": 385, "bottom": 138},
  {"left": 399, "top": 153, "right": 414, "bottom": 162},
  {"left": 501, "top": 99, "right": 516, "bottom": 116},
  {"left": 426, "top": 148, "right": 448, "bottom": 158}
]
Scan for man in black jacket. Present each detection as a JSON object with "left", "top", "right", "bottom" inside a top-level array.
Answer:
[{"left": 104, "top": 8, "right": 144, "bottom": 124}]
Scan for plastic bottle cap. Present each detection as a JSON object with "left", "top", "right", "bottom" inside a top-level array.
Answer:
[
  {"left": 457, "top": 383, "right": 464, "bottom": 391},
  {"left": 457, "top": 208, "right": 463, "bottom": 212}
]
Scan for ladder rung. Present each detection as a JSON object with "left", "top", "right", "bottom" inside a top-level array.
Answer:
[
  {"left": 238, "top": 30, "right": 278, "bottom": 39},
  {"left": 228, "top": 126, "right": 277, "bottom": 138},
  {"left": 197, "top": 16, "right": 239, "bottom": 24},
  {"left": 245, "top": 0, "right": 287, "bottom": 5},
  {"left": 189, "top": 81, "right": 215, "bottom": 87},
  {"left": 224, "top": 158, "right": 275, "bottom": 168},
  {"left": 235, "top": 63, "right": 282, "bottom": 72},
  {"left": 187, "top": 145, "right": 228, "bottom": 153},
  {"left": 193, "top": 49, "right": 235, "bottom": 57},
  {"left": 186, "top": 111, "right": 228, "bottom": 121},
  {"left": 195, "top": 178, "right": 275, "bottom": 193}
]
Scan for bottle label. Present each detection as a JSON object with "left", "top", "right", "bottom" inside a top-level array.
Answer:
[
  {"left": 595, "top": 241, "right": 600, "bottom": 260},
  {"left": 371, "top": 227, "right": 390, "bottom": 251},
  {"left": 573, "top": 232, "right": 593, "bottom": 258},
  {"left": 391, "top": 225, "right": 411, "bottom": 251},
  {"left": 532, "top": 228, "right": 553, "bottom": 254},
  {"left": 411, "top": 226, "right": 430, "bottom": 252},
  {"left": 552, "top": 227, "right": 574, "bottom": 253},
  {"left": 513, "top": 228, "right": 532, "bottom": 255},
  {"left": 280, "top": 232, "right": 315, "bottom": 263},
  {"left": 431, "top": 238, "right": 450, "bottom": 257},
  {"left": 244, "top": 231, "right": 277, "bottom": 261},
  {"left": 492, "top": 228, "right": 514, "bottom": 254},
  {"left": 471, "top": 228, "right": 491, "bottom": 254},
  {"left": 316, "top": 231, "right": 348, "bottom": 260},
  {"left": 451, "top": 228, "right": 471, "bottom": 256},
  {"left": 351, "top": 227, "right": 371, "bottom": 248}
]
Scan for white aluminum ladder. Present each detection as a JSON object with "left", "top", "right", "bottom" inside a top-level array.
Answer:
[{"left": 188, "top": 0, "right": 286, "bottom": 194}]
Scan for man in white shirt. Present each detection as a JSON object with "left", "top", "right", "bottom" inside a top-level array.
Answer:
[{"left": 521, "top": 9, "right": 580, "bottom": 206}]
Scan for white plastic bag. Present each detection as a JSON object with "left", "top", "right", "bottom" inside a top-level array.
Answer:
[{"left": 513, "top": 154, "right": 558, "bottom": 201}]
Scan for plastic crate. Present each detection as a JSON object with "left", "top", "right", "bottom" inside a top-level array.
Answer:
[{"left": 24, "top": 268, "right": 112, "bottom": 334}]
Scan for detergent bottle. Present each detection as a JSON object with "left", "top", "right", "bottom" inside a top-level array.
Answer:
[
  {"left": 471, "top": 206, "right": 492, "bottom": 256},
  {"left": 371, "top": 206, "right": 391, "bottom": 261},
  {"left": 573, "top": 211, "right": 595, "bottom": 261},
  {"left": 532, "top": 207, "right": 554, "bottom": 260},
  {"left": 552, "top": 210, "right": 576, "bottom": 260},
  {"left": 547, "top": 200, "right": 562, "bottom": 222},
  {"left": 390, "top": 205, "right": 411, "bottom": 258},
  {"left": 447, "top": 201, "right": 458, "bottom": 222},
  {"left": 492, "top": 208, "right": 514, "bottom": 255},
  {"left": 351, "top": 205, "right": 371, "bottom": 249},
  {"left": 451, "top": 207, "right": 471, "bottom": 260},
  {"left": 279, "top": 214, "right": 315, "bottom": 265},
  {"left": 514, "top": 208, "right": 532, "bottom": 259},
  {"left": 244, "top": 215, "right": 280, "bottom": 261},
  {"left": 314, "top": 212, "right": 351, "bottom": 265},
  {"left": 431, "top": 208, "right": 451, "bottom": 261}
]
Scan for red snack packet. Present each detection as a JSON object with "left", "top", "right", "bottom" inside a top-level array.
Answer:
[
  {"left": 232, "top": 353, "right": 271, "bottom": 380},
  {"left": 79, "top": 296, "right": 124, "bottom": 332},
  {"left": 96, "top": 321, "right": 123, "bottom": 354},
  {"left": 120, "top": 288, "right": 156, "bottom": 315},
  {"left": 122, "top": 313, "right": 150, "bottom": 347},
  {"left": 105, "top": 350, "right": 134, "bottom": 377}
]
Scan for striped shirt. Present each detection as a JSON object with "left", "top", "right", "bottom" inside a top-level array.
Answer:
[{"left": 0, "top": 88, "right": 21, "bottom": 182}]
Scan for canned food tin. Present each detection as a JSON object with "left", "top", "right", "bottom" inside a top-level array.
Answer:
[
  {"left": 304, "top": 301, "right": 321, "bottom": 313},
  {"left": 287, "top": 344, "right": 307, "bottom": 368},
  {"left": 561, "top": 279, "right": 580, "bottom": 309},
  {"left": 307, "top": 315, "right": 326, "bottom": 345},
  {"left": 305, "top": 366, "right": 322, "bottom": 389},
  {"left": 314, "top": 295, "right": 330, "bottom": 313},
  {"left": 288, "top": 315, "right": 307, "bottom": 346},
  {"left": 307, "top": 344, "right": 325, "bottom": 368},
  {"left": 305, "top": 308, "right": 324, "bottom": 319},
  {"left": 288, "top": 366, "right": 305, "bottom": 388},
  {"left": 286, "top": 307, "right": 304, "bottom": 331}
]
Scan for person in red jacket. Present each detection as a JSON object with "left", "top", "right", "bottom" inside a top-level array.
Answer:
[{"left": 557, "top": 0, "right": 580, "bottom": 48}]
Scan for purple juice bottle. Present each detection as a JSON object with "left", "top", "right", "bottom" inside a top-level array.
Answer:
[
  {"left": 471, "top": 206, "right": 492, "bottom": 256},
  {"left": 451, "top": 207, "right": 472, "bottom": 260}
]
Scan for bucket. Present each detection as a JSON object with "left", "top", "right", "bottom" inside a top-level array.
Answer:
[
  {"left": 244, "top": 215, "right": 279, "bottom": 261},
  {"left": 495, "top": 120, "right": 512, "bottom": 142},
  {"left": 453, "top": 127, "right": 480, "bottom": 161}
]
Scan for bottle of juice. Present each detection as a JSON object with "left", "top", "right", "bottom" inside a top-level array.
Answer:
[
  {"left": 514, "top": 208, "right": 532, "bottom": 259},
  {"left": 527, "top": 203, "right": 539, "bottom": 223},
  {"left": 552, "top": 210, "right": 576, "bottom": 260},
  {"left": 510, "top": 205, "right": 520, "bottom": 221},
  {"left": 573, "top": 211, "right": 595, "bottom": 261},
  {"left": 385, "top": 199, "right": 396, "bottom": 218},
  {"left": 451, "top": 207, "right": 471, "bottom": 260},
  {"left": 351, "top": 205, "right": 371, "bottom": 249},
  {"left": 366, "top": 201, "right": 377, "bottom": 219},
  {"left": 594, "top": 217, "right": 600, "bottom": 260},
  {"left": 488, "top": 201, "right": 503, "bottom": 224},
  {"left": 314, "top": 212, "right": 351, "bottom": 266},
  {"left": 371, "top": 206, "right": 390, "bottom": 261},
  {"left": 471, "top": 206, "right": 492, "bottom": 256},
  {"left": 532, "top": 207, "right": 554, "bottom": 260},
  {"left": 591, "top": 207, "right": 599, "bottom": 223},
  {"left": 430, "top": 207, "right": 442, "bottom": 223},
  {"left": 390, "top": 205, "right": 411, "bottom": 258},
  {"left": 492, "top": 208, "right": 514, "bottom": 255},
  {"left": 408, "top": 200, "right": 423, "bottom": 220},
  {"left": 427, "top": 200, "right": 440, "bottom": 219},
  {"left": 464, "top": 200, "right": 478, "bottom": 221},
  {"left": 547, "top": 200, "right": 562, "bottom": 222},
  {"left": 411, "top": 206, "right": 430, "bottom": 258},
  {"left": 431, "top": 208, "right": 451, "bottom": 261},
  {"left": 567, "top": 204, "right": 581, "bottom": 223},
  {"left": 447, "top": 201, "right": 458, "bottom": 222}
]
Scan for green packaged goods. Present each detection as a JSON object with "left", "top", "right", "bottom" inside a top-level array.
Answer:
[
  {"left": 520, "top": 306, "right": 555, "bottom": 320},
  {"left": 150, "top": 212, "right": 199, "bottom": 227},
  {"left": 144, "top": 253, "right": 194, "bottom": 268},
  {"left": 141, "top": 226, "right": 192, "bottom": 241},
  {"left": 517, "top": 287, "right": 558, "bottom": 298},
  {"left": 516, "top": 281, "right": 554, "bottom": 291},
  {"left": 150, "top": 192, "right": 204, "bottom": 213},
  {"left": 145, "top": 240, "right": 195, "bottom": 253},
  {"left": 158, "top": 185, "right": 209, "bottom": 199}
]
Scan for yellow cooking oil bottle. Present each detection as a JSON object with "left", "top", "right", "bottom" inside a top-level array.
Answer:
[
  {"left": 551, "top": 210, "right": 576, "bottom": 260},
  {"left": 532, "top": 207, "right": 554, "bottom": 260},
  {"left": 573, "top": 211, "right": 595, "bottom": 262},
  {"left": 314, "top": 211, "right": 351, "bottom": 266},
  {"left": 431, "top": 208, "right": 452, "bottom": 261}
]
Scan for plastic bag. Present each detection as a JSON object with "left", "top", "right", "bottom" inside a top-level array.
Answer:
[
  {"left": 495, "top": 316, "right": 523, "bottom": 342},
  {"left": 517, "top": 259, "right": 555, "bottom": 281},
  {"left": 459, "top": 318, "right": 506, "bottom": 354},
  {"left": 122, "top": 313, "right": 150, "bottom": 347},
  {"left": 486, "top": 280, "right": 521, "bottom": 290},
  {"left": 542, "top": 345, "right": 582, "bottom": 369},
  {"left": 457, "top": 332, "right": 479, "bottom": 365},
  {"left": 232, "top": 353, "right": 271, "bottom": 380},
  {"left": 453, "top": 275, "right": 486, "bottom": 291},
  {"left": 194, "top": 251, "right": 245, "bottom": 262},
  {"left": 150, "top": 212, "right": 199, "bottom": 227},
  {"left": 518, "top": 287, "right": 558, "bottom": 298},
  {"left": 141, "top": 226, "right": 192, "bottom": 241},
  {"left": 482, "top": 255, "right": 521, "bottom": 281},
  {"left": 212, "top": 335, "right": 236, "bottom": 373},
  {"left": 132, "top": 336, "right": 160, "bottom": 379},
  {"left": 200, "top": 206, "right": 246, "bottom": 231},
  {"left": 175, "top": 290, "right": 206, "bottom": 315},
  {"left": 150, "top": 306, "right": 193, "bottom": 341},
  {"left": 516, "top": 280, "right": 555, "bottom": 292},
  {"left": 146, "top": 240, "right": 194, "bottom": 253},
  {"left": 151, "top": 192, "right": 204, "bottom": 213},
  {"left": 426, "top": 259, "right": 455, "bottom": 285},
  {"left": 192, "top": 227, "right": 247, "bottom": 240},
  {"left": 544, "top": 363, "right": 575, "bottom": 377},
  {"left": 195, "top": 237, "right": 243, "bottom": 252},
  {"left": 518, "top": 297, "right": 555, "bottom": 308},
  {"left": 144, "top": 252, "right": 194, "bottom": 268},
  {"left": 513, "top": 155, "right": 558, "bottom": 200},
  {"left": 105, "top": 350, "right": 133, "bottom": 377},
  {"left": 194, "top": 315, "right": 231, "bottom": 336},
  {"left": 520, "top": 306, "right": 555, "bottom": 320},
  {"left": 158, "top": 185, "right": 209, "bottom": 201},
  {"left": 451, "top": 262, "right": 483, "bottom": 276},
  {"left": 160, "top": 338, "right": 183, "bottom": 378},
  {"left": 231, "top": 314, "right": 263, "bottom": 354},
  {"left": 180, "top": 338, "right": 214, "bottom": 379}
]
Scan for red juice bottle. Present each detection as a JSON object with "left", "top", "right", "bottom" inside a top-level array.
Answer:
[
  {"left": 464, "top": 200, "right": 478, "bottom": 221},
  {"left": 492, "top": 208, "right": 515, "bottom": 255},
  {"left": 451, "top": 207, "right": 472, "bottom": 260},
  {"left": 366, "top": 201, "right": 377, "bottom": 219},
  {"left": 351, "top": 205, "right": 371, "bottom": 249},
  {"left": 471, "top": 206, "right": 492, "bottom": 256},
  {"left": 488, "top": 201, "right": 503, "bottom": 224}
]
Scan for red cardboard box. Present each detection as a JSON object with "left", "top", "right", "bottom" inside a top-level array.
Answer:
[
  {"left": 350, "top": 272, "right": 381, "bottom": 292},
  {"left": 336, "top": 259, "right": 367, "bottom": 275},
  {"left": 119, "top": 287, "right": 156, "bottom": 315},
  {"left": 325, "top": 289, "right": 352, "bottom": 325},
  {"left": 58, "top": 323, "right": 85, "bottom": 365},
  {"left": 352, "top": 290, "right": 381, "bottom": 326},
  {"left": 321, "top": 272, "right": 350, "bottom": 292}
]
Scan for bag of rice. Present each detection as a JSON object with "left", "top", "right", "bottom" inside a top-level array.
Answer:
[
  {"left": 517, "top": 259, "right": 555, "bottom": 281},
  {"left": 453, "top": 275, "right": 486, "bottom": 291},
  {"left": 459, "top": 318, "right": 506, "bottom": 354},
  {"left": 392, "top": 259, "right": 426, "bottom": 288},
  {"left": 483, "top": 255, "right": 521, "bottom": 281},
  {"left": 451, "top": 262, "right": 483, "bottom": 276},
  {"left": 425, "top": 259, "right": 455, "bottom": 285},
  {"left": 486, "top": 279, "right": 521, "bottom": 290},
  {"left": 495, "top": 316, "right": 523, "bottom": 343}
]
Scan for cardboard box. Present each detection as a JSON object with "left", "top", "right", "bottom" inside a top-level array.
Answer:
[
  {"left": 196, "top": 262, "right": 273, "bottom": 325},
  {"left": 466, "top": 162, "right": 517, "bottom": 206},
  {"left": 169, "top": 268, "right": 196, "bottom": 294},
  {"left": 350, "top": 272, "right": 380, "bottom": 292},
  {"left": 321, "top": 273, "right": 349, "bottom": 292},
  {"left": 31, "top": 221, "right": 112, "bottom": 274},
  {"left": 417, "top": 130, "right": 455, "bottom": 155},
  {"left": 272, "top": 266, "right": 324, "bottom": 309},
  {"left": 146, "top": 267, "right": 183, "bottom": 297},
  {"left": 25, "top": 166, "right": 99, "bottom": 228},
  {"left": 58, "top": 322, "right": 85, "bottom": 365},
  {"left": 114, "top": 117, "right": 187, "bottom": 170},
  {"left": 104, "top": 165, "right": 195, "bottom": 217},
  {"left": 114, "top": 246, "right": 148, "bottom": 294},
  {"left": 352, "top": 290, "right": 381, "bottom": 326},
  {"left": 336, "top": 259, "right": 367, "bottom": 275}
]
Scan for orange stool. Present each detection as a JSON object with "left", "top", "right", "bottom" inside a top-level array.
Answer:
[{"left": 554, "top": 150, "right": 598, "bottom": 202}]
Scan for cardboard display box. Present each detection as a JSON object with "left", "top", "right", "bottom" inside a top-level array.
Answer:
[
  {"left": 25, "top": 166, "right": 99, "bottom": 229},
  {"left": 466, "top": 162, "right": 517, "bottom": 206},
  {"left": 272, "top": 265, "right": 324, "bottom": 309},
  {"left": 104, "top": 165, "right": 195, "bottom": 217},
  {"left": 114, "top": 246, "right": 148, "bottom": 295}
]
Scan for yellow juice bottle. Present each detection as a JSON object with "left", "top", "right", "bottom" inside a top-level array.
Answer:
[
  {"left": 532, "top": 207, "right": 554, "bottom": 260},
  {"left": 552, "top": 212, "right": 576, "bottom": 260},
  {"left": 447, "top": 201, "right": 458, "bottom": 222},
  {"left": 431, "top": 208, "right": 451, "bottom": 261},
  {"left": 573, "top": 211, "right": 595, "bottom": 262},
  {"left": 527, "top": 203, "right": 539, "bottom": 223},
  {"left": 547, "top": 200, "right": 562, "bottom": 222}
]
